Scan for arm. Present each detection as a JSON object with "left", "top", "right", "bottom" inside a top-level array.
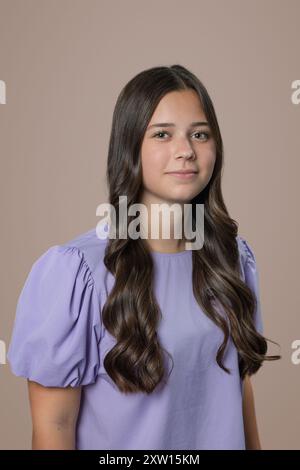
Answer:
[
  {"left": 242, "top": 374, "right": 262, "bottom": 450},
  {"left": 27, "top": 379, "right": 82, "bottom": 450}
]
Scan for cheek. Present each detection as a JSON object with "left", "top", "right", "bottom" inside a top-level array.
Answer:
[
  {"left": 200, "top": 149, "right": 216, "bottom": 175},
  {"left": 141, "top": 147, "right": 167, "bottom": 183}
]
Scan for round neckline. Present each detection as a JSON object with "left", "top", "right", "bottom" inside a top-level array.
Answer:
[{"left": 150, "top": 248, "right": 191, "bottom": 258}]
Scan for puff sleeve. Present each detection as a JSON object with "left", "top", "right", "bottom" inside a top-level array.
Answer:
[
  {"left": 237, "top": 236, "right": 264, "bottom": 336},
  {"left": 7, "top": 245, "right": 102, "bottom": 387}
]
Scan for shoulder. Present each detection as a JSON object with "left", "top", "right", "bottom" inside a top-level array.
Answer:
[
  {"left": 236, "top": 234, "right": 258, "bottom": 282},
  {"left": 236, "top": 234, "right": 257, "bottom": 263},
  {"left": 235, "top": 234, "right": 264, "bottom": 334},
  {"left": 36, "top": 221, "right": 110, "bottom": 282},
  {"left": 20, "top": 222, "right": 111, "bottom": 305},
  {"left": 59, "top": 222, "right": 109, "bottom": 276},
  {"left": 7, "top": 225, "right": 110, "bottom": 387}
]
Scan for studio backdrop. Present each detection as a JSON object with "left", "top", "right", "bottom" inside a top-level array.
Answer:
[{"left": 0, "top": 0, "right": 299, "bottom": 450}]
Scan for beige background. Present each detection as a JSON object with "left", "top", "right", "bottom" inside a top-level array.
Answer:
[{"left": 0, "top": 0, "right": 299, "bottom": 450}]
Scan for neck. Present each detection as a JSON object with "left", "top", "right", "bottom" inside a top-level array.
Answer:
[{"left": 138, "top": 195, "right": 188, "bottom": 253}]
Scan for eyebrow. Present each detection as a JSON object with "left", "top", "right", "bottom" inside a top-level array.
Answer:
[{"left": 147, "top": 121, "right": 210, "bottom": 131}]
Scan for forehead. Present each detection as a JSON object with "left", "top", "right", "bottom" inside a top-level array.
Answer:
[{"left": 150, "top": 89, "right": 205, "bottom": 121}]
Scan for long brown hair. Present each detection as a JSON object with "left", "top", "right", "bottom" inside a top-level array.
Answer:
[{"left": 102, "top": 64, "right": 280, "bottom": 394}]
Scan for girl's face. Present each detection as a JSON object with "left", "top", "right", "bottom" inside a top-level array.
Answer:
[{"left": 140, "top": 89, "right": 216, "bottom": 206}]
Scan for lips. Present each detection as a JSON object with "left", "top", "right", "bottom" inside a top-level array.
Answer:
[
  {"left": 166, "top": 171, "right": 198, "bottom": 180},
  {"left": 167, "top": 170, "right": 198, "bottom": 174}
]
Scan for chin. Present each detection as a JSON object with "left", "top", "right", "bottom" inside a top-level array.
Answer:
[
  {"left": 172, "top": 188, "right": 201, "bottom": 200},
  {"left": 167, "top": 194, "right": 195, "bottom": 204}
]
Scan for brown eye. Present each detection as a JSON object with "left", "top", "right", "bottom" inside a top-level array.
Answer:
[
  {"left": 194, "top": 131, "right": 210, "bottom": 141},
  {"left": 153, "top": 131, "right": 169, "bottom": 139},
  {"left": 153, "top": 131, "right": 211, "bottom": 140}
]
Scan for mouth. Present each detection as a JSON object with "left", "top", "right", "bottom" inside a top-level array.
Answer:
[
  {"left": 166, "top": 170, "right": 198, "bottom": 175},
  {"left": 166, "top": 171, "right": 198, "bottom": 179}
]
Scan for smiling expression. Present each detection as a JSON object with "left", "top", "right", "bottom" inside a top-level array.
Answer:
[{"left": 140, "top": 89, "right": 216, "bottom": 206}]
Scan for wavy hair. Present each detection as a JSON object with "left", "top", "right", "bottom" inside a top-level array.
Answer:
[{"left": 102, "top": 64, "right": 280, "bottom": 394}]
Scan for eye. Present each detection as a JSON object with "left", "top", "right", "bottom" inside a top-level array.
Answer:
[
  {"left": 153, "top": 131, "right": 169, "bottom": 139},
  {"left": 193, "top": 131, "right": 210, "bottom": 141},
  {"left": 153, "top": 131, "right": 210, "bottom": 140}
]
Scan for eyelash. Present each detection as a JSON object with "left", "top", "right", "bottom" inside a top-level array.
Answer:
[{"left": 153, "top": 131, "right": 210, "bottom": 141}]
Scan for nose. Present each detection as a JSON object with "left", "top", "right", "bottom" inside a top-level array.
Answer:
[
  {"left": 174, "top": 139, "right": 196, "bottom": 161},
  {"left": 180, "top": 152, "right": 195, "bottom": 160},
  {"left": 176, "top": 150, "right": 196, "bottom": 161}
]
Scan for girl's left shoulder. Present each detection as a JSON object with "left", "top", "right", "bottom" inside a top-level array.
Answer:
[
  {"left": 236, "top": 235, "right": 258, "bottom": 279},
  {"left": 236, "top": 235, "right": 264, "bottom": 335}
]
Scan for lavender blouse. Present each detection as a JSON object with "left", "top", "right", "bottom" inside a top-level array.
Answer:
[{"left": 7, "top": 225, "right": 263, "bottom": 450}]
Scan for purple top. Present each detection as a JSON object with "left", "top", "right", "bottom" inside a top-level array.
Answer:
[{"left": 7, "top": 225, "right": 263, "bottom": 450}]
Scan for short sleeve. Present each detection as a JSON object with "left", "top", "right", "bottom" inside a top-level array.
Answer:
[
  {"left": 7, "top": 245, "right": 102, "bottom": 387},
  {"left": 237, "top": 236, "right": 264, "bottom": 336}
]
